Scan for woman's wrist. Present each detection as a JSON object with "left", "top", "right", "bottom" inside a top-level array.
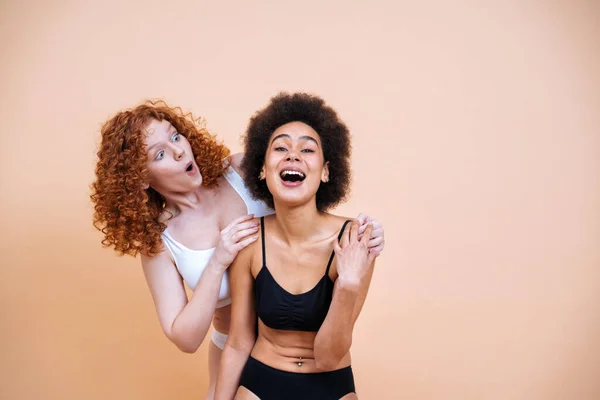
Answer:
[
  {"left": 207, "top": 258, "right": 229, "bottom": 275},
  {"left": 334, "top": 276, "right": 361, "bottom": 294}
]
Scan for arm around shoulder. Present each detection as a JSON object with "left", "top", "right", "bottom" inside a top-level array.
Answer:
[{"left": 228, "top": 152, "right": 245, "bottom": 171}]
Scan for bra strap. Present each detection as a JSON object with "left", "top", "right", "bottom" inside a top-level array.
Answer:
[
  {"left": 325, "top": 219, "right": 352, "bottom": 275},
  {"left": 260, "top": 216, "right": 266, "bottom": 267}
]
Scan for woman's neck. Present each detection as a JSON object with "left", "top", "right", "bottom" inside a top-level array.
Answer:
[
  {"left": 272, "top": 200, "right": 326, "bottom": 245},
  {"left": 161, "top": 184, "right": 219, "bottom": 217}
]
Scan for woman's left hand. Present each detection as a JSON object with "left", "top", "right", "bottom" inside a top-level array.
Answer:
[
  {"left": 333, "top": 221, "right": 376, "bottom": 288},
  {"left": 356, "top": 213, "right": 385, "bottom": 257}
]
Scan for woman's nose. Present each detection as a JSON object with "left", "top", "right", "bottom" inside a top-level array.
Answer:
[
  {"left": 285, "top": 150, "right": 300, "bottom": 161},
  {"left": 174, "top": 146, "right": 185, "bottom": 160}
]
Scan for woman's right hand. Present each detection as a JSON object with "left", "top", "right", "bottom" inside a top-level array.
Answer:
[{"left": 212, "top": 214, "right": 260, "bottom": 270}]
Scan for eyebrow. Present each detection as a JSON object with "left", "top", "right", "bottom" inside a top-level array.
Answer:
[
  {"left": 270, "top": 134, "right": 319, "bottom": 146},
  {"left": 146, "top": 125, "right": 177, "bottom": 153},
  {"left": 147, "top": 142, "right": 160, "bottom": 153}
]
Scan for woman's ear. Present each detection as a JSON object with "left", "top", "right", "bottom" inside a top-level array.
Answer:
[{"left": 321, "top": 161, "right": 330, "bottom": 183}]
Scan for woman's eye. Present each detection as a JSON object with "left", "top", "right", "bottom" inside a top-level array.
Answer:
[
  {"left": 172, "top": 133, "right": 180, "bottom": 142},
  {"left": 301, "top": 149, "right": 315, "bottom": 153},
  {"left": 275, "top": 147, "right": 287, "bottom": 151},
  {"left": 155, "top": 151, "right": 164, "bottom": 160}
]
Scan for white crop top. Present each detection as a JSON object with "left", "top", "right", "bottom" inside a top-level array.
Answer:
[{"left": 161, "top": 166, "right": 274, "bottom": 308}]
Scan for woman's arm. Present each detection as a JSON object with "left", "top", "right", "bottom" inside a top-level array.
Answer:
[
  {"left": 313, "top": 222, "right": 377, "bottom": 370},
  {"left": 141, "top": 214, "right": 259, "bottom": 353},
  {"left": 141, "top": 251, "right": 228, "bottom": 353},
  {"left": 214, "top": 239, "right": 258, "bottom": 400}
]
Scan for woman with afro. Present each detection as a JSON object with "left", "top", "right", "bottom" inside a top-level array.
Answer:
[{"left": 216, "top": 92, "right": 384, "bottom": 400}]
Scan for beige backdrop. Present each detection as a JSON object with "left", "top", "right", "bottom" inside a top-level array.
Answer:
[{"left": 1, "top": 0, "right": 599, "bottom": 399}]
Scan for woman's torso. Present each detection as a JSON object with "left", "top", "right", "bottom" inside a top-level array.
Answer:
[
  {"left": 249, "top": 214, "right": 352, "bottom": 372},
  {"left": 160, "top": 165, "right": 274, "bottom": 333}
]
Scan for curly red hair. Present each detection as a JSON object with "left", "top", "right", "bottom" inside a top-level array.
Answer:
[{"left": 91, "top": 100, "right": 230, "bottom": 257}]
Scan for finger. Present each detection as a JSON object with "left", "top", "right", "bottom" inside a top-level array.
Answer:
[
  {"left": 228, "top": 220, "right": 260, "bottom": 235},
  {"left": 369, "top": 231, "right": 383, "bottom": 247},
  {"left": 355, "top": 213, "right": 368, "bottom": 225},
  {"left": 360, "top": 223, "right": 374, "bottom": 244},
  {"left": 332, "top": 237, "right": 342, "bottom": 255},
  {"left": 357, "top": 223, "right": 367, "bottom": 235},
  {"left": 230, "top": 226, "right": 261, "bottom": 243},
  {"left": 349, "top": 221, "right": 359, "bottom": 243},
  {"left": 369, "top": 243, "right": 384, "bottom": 257},
  {"left": 368, "top": 248, "right": 382, "bottom": 258},
  {"left": 370, "top": 221, "right": 383, "bottom": 239},
  {"left": 358, "top": 220, "right": 378, "bottom": 234},
  {"left": 370, "top": 226, "right": 383, "bottom": 236},
  {"left": 223, "top": 214, "right": 255, "bottom": 235},
  {"left": 367, "top": 235, "right": 384, "bottom": 248},
  {"left": 340, "top": 222, "right": 351, "bottom": 248},
  {"left": 233, "top": 234, "right": 259, "bottom": 252}
]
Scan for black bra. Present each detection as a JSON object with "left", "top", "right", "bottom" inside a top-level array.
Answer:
[{"left": 254, "top": 217, "right": 351, "bottom": 332}]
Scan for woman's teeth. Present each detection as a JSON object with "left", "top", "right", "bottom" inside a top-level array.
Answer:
[{"left": 280, "top": 170, "right": 305, "bottom": 182}]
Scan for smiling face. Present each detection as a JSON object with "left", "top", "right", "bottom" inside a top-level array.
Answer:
[
  {"left": 143, "top": 118, "right": 202, "bottom": 193},
  {"left": 261, "top": 121, "right": 329, "bottom": 208}
]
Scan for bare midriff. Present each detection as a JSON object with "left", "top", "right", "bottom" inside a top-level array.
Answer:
[{"left": 250, "top": 319, "right": 351, "bottom": 373}]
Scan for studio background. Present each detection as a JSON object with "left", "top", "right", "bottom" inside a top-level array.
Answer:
[{"left": 1, "top": 1, "right": 599, "bottom": 399}]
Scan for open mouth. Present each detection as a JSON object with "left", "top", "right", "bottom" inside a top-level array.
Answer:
[
  {"left": 280, "top": 169, "right": 305, "bottom": 182},
  {"left": 185, "top": 162, "right": 193, "bottom": 172}
]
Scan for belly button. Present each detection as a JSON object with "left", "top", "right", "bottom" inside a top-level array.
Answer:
[{"left": 297, "top": 357, "right": 303, "bottom": 367}]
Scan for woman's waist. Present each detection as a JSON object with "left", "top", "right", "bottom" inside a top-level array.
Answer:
[
  {"left": 212, "top": 305, "right": 231, "bottom": 334},
  {"left": 251, "top": 331, "right": 351, "bottom": 373}
]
